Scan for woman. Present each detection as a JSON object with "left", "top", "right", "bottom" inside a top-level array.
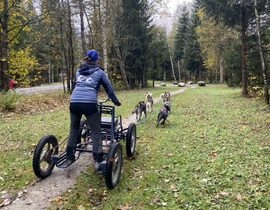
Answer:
[{"left": 61, "top": 49, "right": 121, "bottom": 170}]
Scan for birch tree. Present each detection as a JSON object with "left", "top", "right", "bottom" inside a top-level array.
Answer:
[{"left": 254, "top": 0, "right": 269, "bottom": 104}]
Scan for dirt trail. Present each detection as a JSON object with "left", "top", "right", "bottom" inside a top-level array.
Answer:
[{"left": 2, "top": 88, "right": 186, "bottom": 210}]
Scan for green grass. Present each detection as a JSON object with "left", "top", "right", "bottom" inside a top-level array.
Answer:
[
  {"left": 0, "top": 86, "right": 178, "bottom": 196},
  {"left": 49, "top": 85, "right": 270, "bottom": 209}
]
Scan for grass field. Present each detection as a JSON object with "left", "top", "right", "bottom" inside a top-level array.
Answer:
[
  {"left": 0, "top": 86, "right": 179, "bottom": 197},
  {"left": 1, "top": 85, "right": 270, "bottom": 209},
  {"left": 48, "top": 85, "right": 270, "bottom": 209}
]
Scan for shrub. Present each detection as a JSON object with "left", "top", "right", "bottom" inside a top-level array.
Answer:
[{"left": 0, "top": 91, "right": 19, "bottom": 111}]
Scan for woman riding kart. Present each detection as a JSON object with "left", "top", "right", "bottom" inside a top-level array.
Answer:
[{"left": 60, "top": 49, "right": 121, "bottom": 170}]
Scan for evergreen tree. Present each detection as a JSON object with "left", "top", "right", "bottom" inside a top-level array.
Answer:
[
  {"left": 184, "top": 4, "right": 203, "bottom": 82},
  {"left": 174, "top": 6, "right": 189, "bottom": 82},
  {"left": 148, "top": 26, "right": 170, "bottom": 86},
  {"left": 122, "top": 0, "right": 152, "bottom": 88}
]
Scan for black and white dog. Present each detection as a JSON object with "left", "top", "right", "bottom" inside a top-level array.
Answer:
[
  {"left": 156, "top": 103, "right": 171, "bottom": 127},
  {"left": 132, "top": 101, "right": 147, "bottom": 121}
]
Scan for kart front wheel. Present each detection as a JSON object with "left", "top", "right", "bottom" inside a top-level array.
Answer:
[
  {"left": 104, "top": 143, "right": 123, "bottom": 189},
  {"left": 32, "top": 135, "right": 58, "bottom": 178},
  {"left": 126, "top": 123, "right": 136, "bottom": 157}
]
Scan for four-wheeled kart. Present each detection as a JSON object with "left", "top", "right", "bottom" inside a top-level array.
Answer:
[{"left": 32, "top": 99, "right": 137, "bottom": 189}]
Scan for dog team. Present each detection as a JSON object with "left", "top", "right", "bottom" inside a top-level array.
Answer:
[{"left": 131, "top": 91, "right": 171, "bottom": 127}]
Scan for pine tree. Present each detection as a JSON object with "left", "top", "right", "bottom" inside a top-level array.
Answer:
[
  {"left": 184, "top": 4, "right": 203, "bottom": 82},
  {"left": 122, "top": 0, "right": 152, "bottom": 88},
  {"left": 174, "top": 6, "right": 189, "bottom": 82}
]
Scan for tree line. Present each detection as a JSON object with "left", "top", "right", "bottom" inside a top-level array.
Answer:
[
  {"left": 172, "top": 0, "right": 270, "bottom": 104},
  {"left": 0, "top": 0, "right": 170, "bottom": 92},
  {"left": 1, "top": 0, "right": 270, "bottom": 104}
]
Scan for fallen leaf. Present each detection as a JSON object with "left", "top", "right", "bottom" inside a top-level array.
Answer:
[
  {"left": 235, "top": 193, "right": 242, "bottom": 201},
  {"left": 88, "top": 188, "right": 94, "bottom": 194},
  {"left": 117, "top": 203, "right": 131, "bottom": 210},
  {"left": 220, "top": 191, "right": 229, "bottom": 196},
  {"left": 77, "top": 205, "right": 85, "bottom": 210},
  {"left": 17, "top": 191, "right": 23, "bottom": 198},
  {"left": 0, "top": 198, "right": 11, "bottom": 207}
]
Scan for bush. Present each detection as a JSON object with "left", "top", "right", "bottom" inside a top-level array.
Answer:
[{"left": 0, "top": 91, "right": 19, "bottom": 111}]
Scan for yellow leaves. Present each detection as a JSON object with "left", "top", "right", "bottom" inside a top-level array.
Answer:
[
  {"left": 195, "top": 8, "right": 238, "bottom": 72},
  {"left": 52, "top": 195, "right": 65, "bottom": 204},
  {"left": 9, "top": 47, "right": 39, "bottom": 86}
]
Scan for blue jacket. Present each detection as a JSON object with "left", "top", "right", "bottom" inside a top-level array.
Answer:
[{"left": 70, "top": 63, "right": 119, "bottom": 104}]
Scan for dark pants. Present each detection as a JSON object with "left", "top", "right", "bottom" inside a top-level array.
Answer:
[{"left": 68, "top": 103, "right": 102, "bottom": 157}]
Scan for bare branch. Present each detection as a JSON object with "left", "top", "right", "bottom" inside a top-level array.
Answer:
[{"left": 8, "top": 12, "right": 50, "bottom": 43}]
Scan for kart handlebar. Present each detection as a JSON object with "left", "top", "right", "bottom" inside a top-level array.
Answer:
[{"left": 98, "top": 98, "right": 111, "bottom": 105}]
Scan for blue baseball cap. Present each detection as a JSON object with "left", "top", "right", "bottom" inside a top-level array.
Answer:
[{"left": 86, "top": 49, "right": 99, "bottom": 61}]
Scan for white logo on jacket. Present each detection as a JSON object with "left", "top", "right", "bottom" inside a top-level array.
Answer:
[{"left": 77, "top": 75, "right": 93, "bottom": 84}]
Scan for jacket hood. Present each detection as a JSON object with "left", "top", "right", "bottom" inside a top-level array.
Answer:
[{"left": 78, "top": 63, "right": 99, "bottom": 76}]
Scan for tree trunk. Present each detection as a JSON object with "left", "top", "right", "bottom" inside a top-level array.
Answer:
[
  {"left": 79, "top": 0, "right": 86, "bottom": 56},
  {"left": 169, "top": 52, "right": 176, "bottom": 81},
  {"left": 163, "top": 67, "right": 166, "bottom": 81},
  {"left": 67, "top": 0, "right": 75, "bottom": 91},
  {"left": 241, "top": 1, "right": 249, "bottom": 96},
  {"left": 219, "top": 56, "right": 224, "bottom": 84},
  {"left": 254, "top": 0, "right": 269, "bottom": 104},
  {"left": 101, "top": 0, "right": 108, "bottom": 75},
  {"left": 61, "top": 69, "right": 66, "bottom": 93},
  {"left": 48, "top": 58, "right": 51, "bottom": 83},
  {"left": 59, "top": 0, "right": 69, "bottom": 92},
  {"left": 198, "top": 65, "right": 202, "bottom": 81},
  {"left": 184, "top": 68, "right": 187, "bottom": 83},
  {"left": 115, "top": 46, "right": 130, "bottom": 89},
  {"left": 177, "top": 59, "right": 181, "bottom": 82},
  {"left": 0, "top": 0, "right": 10, "bottom": 91},
  {"left": 119, "top": 60, "right": 130, "bottom": 90},
  {"left": 142, "top": 63, "right": 146, "bottom": 88}
]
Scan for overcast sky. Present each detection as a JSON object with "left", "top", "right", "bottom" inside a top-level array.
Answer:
[{"left": 167, "top": 0, "right": 194, "bottom": 13}]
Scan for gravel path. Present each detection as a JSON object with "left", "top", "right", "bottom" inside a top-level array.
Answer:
[
  {"left": 15, "top": 84, "right": 64, "bottom": 95},
  {"left": 2, "top": 87, "right": 187, "bottom": 210}
]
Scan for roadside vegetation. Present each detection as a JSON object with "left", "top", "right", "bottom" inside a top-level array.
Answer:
[{"left": 47, "top": 85, "right": 269, "bottom": 209}]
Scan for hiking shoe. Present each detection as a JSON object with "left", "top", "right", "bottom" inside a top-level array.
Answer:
[{"left": 58, "top": 155, "right": 75, "bottom": 168}]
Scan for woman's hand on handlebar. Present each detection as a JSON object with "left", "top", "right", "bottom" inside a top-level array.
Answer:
[{"left": 114, "top": 101, "right": 121, "bottom": 106}]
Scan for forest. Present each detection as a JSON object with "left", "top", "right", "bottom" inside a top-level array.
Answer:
[{"left": 0, "top": 0, "right": 270, "bottom": 103}]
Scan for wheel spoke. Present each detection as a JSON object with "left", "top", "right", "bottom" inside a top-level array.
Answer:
[
  {"left": 40, "top": 144, "right": 50, "bottom": 162},
  {"left": 111, "top": 150, "right": 121, "bottom": 183}
]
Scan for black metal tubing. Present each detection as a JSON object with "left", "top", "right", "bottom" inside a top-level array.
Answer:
[
  {"left": 55, "top": 103, "right": 125, "bottom": 169},
  {"left": 99, "top": 104, "right": 115, "bottom": 141}
]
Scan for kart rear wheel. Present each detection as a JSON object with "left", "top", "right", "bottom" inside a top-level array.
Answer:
[
  {"left": 32, "top": 135, "right": 58, "bottom": 178},
  {"left": 104, "top": 143, "right": 123, "bottom": 189},
  {"left": 126, "top": 123, "right": 136, "bottom": 157}
]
